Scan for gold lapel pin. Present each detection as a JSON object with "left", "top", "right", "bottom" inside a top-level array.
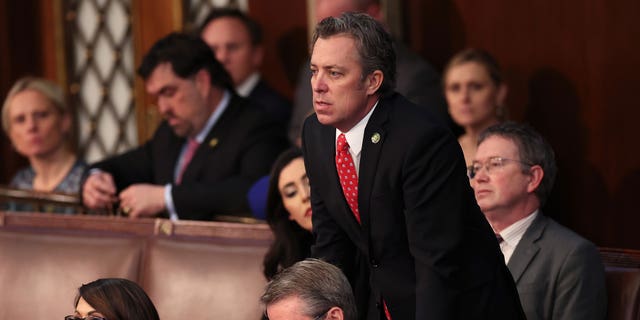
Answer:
[
  {"left": 209, "top": 138, "right": 219, "bottom": 148},
  {"left": 371, "top": 132, "right": 381, "bottom": 144}
]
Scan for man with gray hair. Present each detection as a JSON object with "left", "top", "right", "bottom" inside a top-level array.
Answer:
[
  {"left": 261, "top": 258, "right": 358, "bottom": 320},
  {"left": 302, "top": 12, "right": 524, "bottom": 320},
  {"left": 469, "top": 121, "right": 607, "bottom": 319}
]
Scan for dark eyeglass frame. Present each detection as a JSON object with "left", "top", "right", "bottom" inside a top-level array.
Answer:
[
  {"left": 313, "top": 308, "right": 330, "bottom": 320},
  {"left": 467, "top": 156, "right": 533, "bottom": 179},
  {"left": 263, "top": 307, "right": 330, "bottom": 320},
  {"left": 64, "top": 315, "right": 107, "bottom": 320}
]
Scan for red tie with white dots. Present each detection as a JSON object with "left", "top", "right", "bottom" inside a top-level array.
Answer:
[{"left": 335, "top": 133, "right": 360, "bottom": 223}]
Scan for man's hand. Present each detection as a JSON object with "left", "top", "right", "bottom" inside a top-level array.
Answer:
[
  {"left": 82, "top": 171, "right": 118, "bottom": 210},
  {"left": 118, "top": 184, "right": 166, "bottom": 218}
]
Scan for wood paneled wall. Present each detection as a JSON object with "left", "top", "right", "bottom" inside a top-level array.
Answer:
[
  {"left": 0, "top": 0, "right": 46, "bottom": 183},
  {"left": 406, "top": 0, "right": 640, "bottom": 249},
  {"left": 2, "top": 0, "right": 639, "bottom": 249}
]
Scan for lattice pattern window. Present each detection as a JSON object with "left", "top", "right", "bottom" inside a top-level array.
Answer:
[
  {"left": 64, "top": 0, "right": 136, "bottom": 163},
  {"left": 183, "top": 0, "right": 248, "bottom": 31}
]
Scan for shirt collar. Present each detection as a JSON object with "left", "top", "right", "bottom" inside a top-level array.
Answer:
[
  {"left": 235, "top": 72, "right": 260, "bottom": 97},
  {"left": 194, "top": 90, "right": 231, "bottom": 143},
  {"left": 335, "top": 100, "right": 379, "bottom": 157},
  {"left": 499, "top": 209, "right": 539, "bottom": 248}
]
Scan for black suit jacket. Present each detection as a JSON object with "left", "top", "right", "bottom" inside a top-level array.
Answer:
[
  {"left": 302, "top": 93, "right": 524, "bottom": 319},
  {"left": 249, "top": 79, "right": 292, "bottom": 126},
  {"left": 90, "top": 94, "right": 288, "bottom": 220}
]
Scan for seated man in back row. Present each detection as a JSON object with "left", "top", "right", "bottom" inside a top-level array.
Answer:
[
  {"left": 469, "top": 121, "right": 607, "bottom": 319},
  {"left": 82, "top": 33, "right": 288, "bottom": 220},
  {"left": 199, "top": 8, "right": 292, "bottom": 127}
]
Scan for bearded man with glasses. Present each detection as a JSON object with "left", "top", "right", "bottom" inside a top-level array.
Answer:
[{"left": 470, "top": 121, "right": 607, "bottom": 320}]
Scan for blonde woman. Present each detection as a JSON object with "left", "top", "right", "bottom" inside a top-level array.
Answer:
[
  {"left": 444, "top": 49, "right": 508, "bottom": 165},
  {"left": 2, "top": 77, "right": 85, "bottom": 212}
]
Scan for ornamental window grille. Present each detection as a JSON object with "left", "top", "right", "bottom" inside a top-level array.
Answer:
[{"left": 63, "top": 0, "right": 136, "bottom": 163}]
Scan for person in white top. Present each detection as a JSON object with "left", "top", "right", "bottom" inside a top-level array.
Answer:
[{"left": 469, "top": 121, "right": 607, "bottom": 320}]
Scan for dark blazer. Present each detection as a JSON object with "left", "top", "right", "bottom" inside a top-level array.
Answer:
[
  {"left": 90, "top": 94, "right": 288, "bottom": 220},
  {"left": 302, "top": 93, "right": 524, "bottom": 320},
  {"left": 508, "top": 213, "right": 607, "bottom": 320},
  {"left": 249, "top": 79, "right": 292, "bottom": 126}
]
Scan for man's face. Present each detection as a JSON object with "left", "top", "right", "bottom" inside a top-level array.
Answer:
[
  {"left": 265, "top": 296, "right": 317, "bottom": 320},
  {"left": 470, "top": 135, "right": 533, "bottom": 217},
  {"left": 145, "top": 62, "right": 212, "bottom": 138},
  {"left": 201, "top": 17, "right": 262, "bottom": 86},
  {"left": 310, "top": 35, "right": 375, "bottom": 132}
]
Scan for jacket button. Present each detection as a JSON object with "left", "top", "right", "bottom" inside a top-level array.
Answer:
[{"left": 370, "top": 259, "right": 379, "bottom": 268}]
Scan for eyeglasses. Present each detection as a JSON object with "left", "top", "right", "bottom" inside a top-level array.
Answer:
[
  {"left": 313, "top": 308, "right": 330, "bottom": 320},
  {"left": 263, "top": 307, "right": 330, "bottom": 320},
  {"left": 467, "top": 156, "right": 532, "bottom": 179},
  {"left": 64, "top": 316, "right": 107, "bottom": 320}
]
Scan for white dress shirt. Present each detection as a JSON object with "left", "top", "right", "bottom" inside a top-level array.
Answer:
[{"left": 497, "top": 210, "right": 539, "bottom": 263}]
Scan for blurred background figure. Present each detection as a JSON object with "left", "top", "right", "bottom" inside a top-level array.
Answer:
[
  {"left": 263, "top": 147, "right": 313, "bottom": 280},
  {"left": 288, "top": 0, "right": 447, "bottom": 146},
  {"left": 443, "top": 48, "right": 508, "bottom": 165},
  {"left": 1, "top": 77, "right": 86, "bottom": 213},
  {"left": 82, "top": 33, "right": 288, "bottom": 220},
  {"left": 66, "top": 278, "right": 159, "bottom": 320},
  {"left": 261, "top": 258, "right": 358, "bottom": 320},
  {"left": 199, "top": 8, "right": 292, "bottom": 127}
]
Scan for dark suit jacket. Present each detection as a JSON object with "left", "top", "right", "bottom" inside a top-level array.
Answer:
[
  {"left": 90, "top": 94, "right": 288, "bottom": 220},
  {"left": 302, "top": 93, "right": 524, "bottom": 319},
  {"left": 289, "top": 41, "right": 449, "bottom": 144},
  {"left": 508, "top": 213, "right": 607, "bottom": 320},
  {"left": 249, "top": 79, "right": 292, "bottom": 126}
]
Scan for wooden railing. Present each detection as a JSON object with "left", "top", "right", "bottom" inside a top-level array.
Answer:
[
  {"left": 0, "top": 184, "right": 265, "bottom": 224},
  {"left": 0, "top": 185, "right": 84, "bottom": 213}
]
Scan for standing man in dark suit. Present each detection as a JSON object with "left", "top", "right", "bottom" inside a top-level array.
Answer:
[
  {"left": 302, "top": 13, "right": 524, "bottom": 320},
  {"left": 470, "top": 122, "right": 607, "bottom": 319},
  {"left": 82, "top": 33, "right": 288, "bottom": 220},
  {"left": 199, "top": 8, "right": 291, "bottom": 126},
  {"left": 289, "top": 0, "right": 448, "bottom": 146}
]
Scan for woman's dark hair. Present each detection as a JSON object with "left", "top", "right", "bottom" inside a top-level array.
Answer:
[
  {"left": 75, "top": 278, "right": 160, "bottom": 320},
  {"left": 263, "top": 147, "right": 314, "bottom": 280}
]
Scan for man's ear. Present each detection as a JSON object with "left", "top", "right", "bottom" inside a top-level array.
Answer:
[
  {"left": 326, "top": 307, "right": 345, "bottom": 320},
  {"left": 526, "top": 165, "right": 544, "bottom": 194},
  {"left": 364, "top": 70, "right": 383, "bottom": 96},
  {"left": 194, "top": 69, "right": 211, "bottom": 97}
]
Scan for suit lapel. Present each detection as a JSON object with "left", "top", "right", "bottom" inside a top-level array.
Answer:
[
  {"left": 358, "top": 98, "right": 390, "bottom": 236},
  {"left": 180, "top": 95, "right": 241, "bottom": 183},
  {"left": 158, "top": 125, "right": 184, "bottom": 184},
  {"left": 507, "top": 214, "right": 547, "bottom": 283}
]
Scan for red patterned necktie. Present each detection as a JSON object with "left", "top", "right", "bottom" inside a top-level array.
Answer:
[
  {"left": 176, "top": 138, "right": 200, "bottom": 185},
  {"left": 335, "top": 133, "right": 360, "bottom": 223}
]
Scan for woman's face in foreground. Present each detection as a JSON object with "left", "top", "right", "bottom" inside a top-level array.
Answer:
[{"left": 278, "top": 157, "right": 312, "bottom": 231}]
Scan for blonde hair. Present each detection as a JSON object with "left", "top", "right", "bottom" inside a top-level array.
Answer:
[{"left": 2, "top": 77, "right": 67, "bottom": 133}]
